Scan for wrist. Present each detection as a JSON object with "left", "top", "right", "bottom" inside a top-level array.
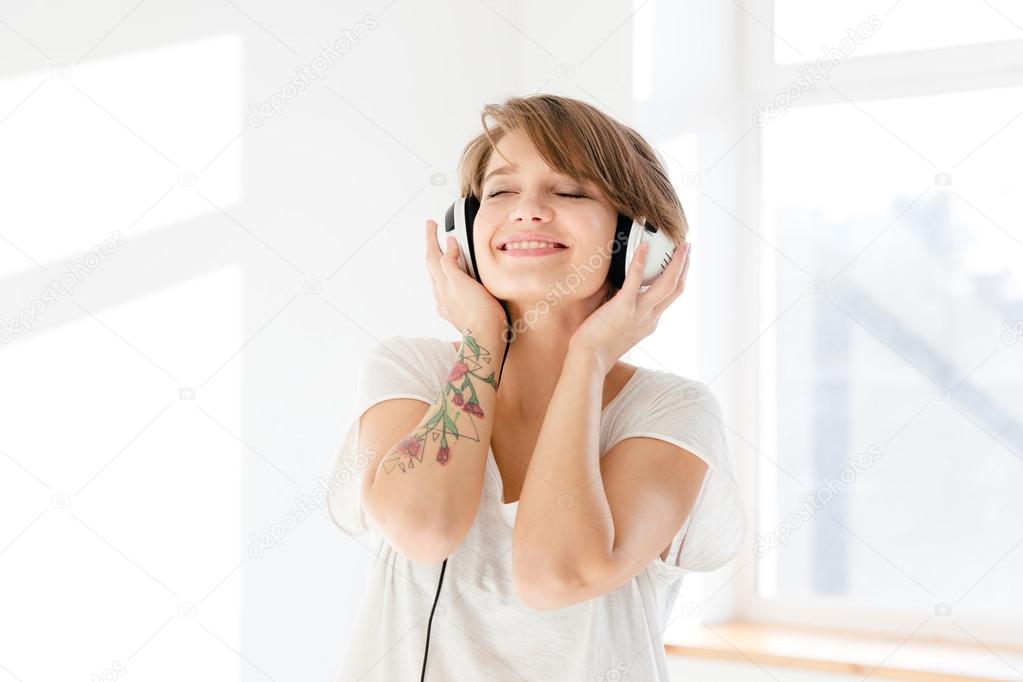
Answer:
[
  {"left": 459, "top": 320, "right": 508, "bottom": 349},
  {"left": 565, "top": 341, "right": 611, "bottom": 378}
]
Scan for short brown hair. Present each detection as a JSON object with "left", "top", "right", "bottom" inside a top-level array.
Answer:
[{"left": 457, "top": 94, "right": 688, "bottom": 246}]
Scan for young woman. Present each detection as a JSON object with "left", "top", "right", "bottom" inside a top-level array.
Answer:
[{"left": 329, "top": 94, "right": 744, "bottom": 681}]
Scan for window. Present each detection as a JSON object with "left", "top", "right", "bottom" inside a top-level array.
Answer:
[
  {"left": 773, "top": 0, "right": 1023, "bottom": 63},
  {"left": 745, "top": 0, "right": 1023, "bottom": 646}
]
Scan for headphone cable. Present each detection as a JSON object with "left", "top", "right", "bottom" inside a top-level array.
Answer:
[{"left": 420, "top": 305, "right": 512, "bottom": 681}]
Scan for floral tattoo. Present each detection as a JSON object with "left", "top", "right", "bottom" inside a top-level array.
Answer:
[{"left": 381, "top": 329, "right": 498, "bottom": 474}]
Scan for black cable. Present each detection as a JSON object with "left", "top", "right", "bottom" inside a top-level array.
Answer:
[
  {"left": 420, "top": 556, "right": 446, "bottom": 682},
  {"left": 420, "top": 304, "right": 512, "bottom": 680},
  {"left": 496, "top": 300, "right": 513, "bottom": 386}
]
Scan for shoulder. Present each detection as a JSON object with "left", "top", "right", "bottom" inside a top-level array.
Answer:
[
  {"left": 612, "top": 369, "right": 726, "bottom": 448},
  {"left": 361, "top": 335, "right": 453, "bottom": 382},
  {"left": 633, "top": 368, "right": 720, "bottom": 412},
  {"left": 366, "top": 335, "right": 451, "bottom": 358}
]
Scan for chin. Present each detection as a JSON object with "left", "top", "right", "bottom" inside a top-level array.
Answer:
[
  {"left": 489, "top": 284, "right": 553, "bottom": 302},
  {"left": 493, "top": 281, "right": 600, "bottom": 306}
]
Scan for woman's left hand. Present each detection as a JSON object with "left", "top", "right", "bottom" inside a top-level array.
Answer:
[{"left": 568, "top": 240, "right": 692, "bottom": 374}]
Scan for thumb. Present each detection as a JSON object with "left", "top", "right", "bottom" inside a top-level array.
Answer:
[{"left": 441, "top": 236, "right": 464, "bottom": 273}]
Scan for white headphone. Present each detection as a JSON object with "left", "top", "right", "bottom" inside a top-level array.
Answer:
[{"left": 443, "top": 195, "right": 677, "bottom": 288}]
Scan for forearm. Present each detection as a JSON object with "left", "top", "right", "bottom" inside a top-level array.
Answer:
[
  {"left": 366, "top": 323, "right": 507, "bottom": 551},
  {"left": 512, "top": 347, "right": 614, "bottom": 590}
]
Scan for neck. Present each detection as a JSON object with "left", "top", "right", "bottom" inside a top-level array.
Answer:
[{"left": 496, "top": 286, "right": 609, "bottom": 418}]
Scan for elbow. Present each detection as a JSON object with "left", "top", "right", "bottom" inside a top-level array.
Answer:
[
  {"left": 381, "top": 515, "right": 456, "bottom": 565},
  {"left": 390, "top": 525, "right": 456, "bottom": 565},
  {"left": 512, "top": 563, "right": 585, "bottom": 611},
  {"left": 365, "top": 495, "right": 461, "bottom": 565}
]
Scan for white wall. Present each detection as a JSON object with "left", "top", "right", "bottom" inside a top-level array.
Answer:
[
  {"left": 0, "top": 1, "right": 526, "bottom": 680},
  {"left": 1, "top": 1, "right": 757, "bottom": 680}
]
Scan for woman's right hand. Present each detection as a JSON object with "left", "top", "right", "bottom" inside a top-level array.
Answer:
[{"left": 425, "top": 219, "right": 507, "bottom": 335}]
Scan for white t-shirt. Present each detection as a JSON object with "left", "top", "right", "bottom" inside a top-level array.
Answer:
[{"left": 328, "top": 336, "right": 745, "bottom": 681}]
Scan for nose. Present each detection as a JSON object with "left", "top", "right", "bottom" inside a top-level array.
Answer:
[{"left": 510, "top": 191, "right": 553, "bottom": 224}]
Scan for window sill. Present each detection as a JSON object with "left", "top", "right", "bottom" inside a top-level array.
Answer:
[{"left": 666, "top": 620, "right": 1023, "bottom": 681}]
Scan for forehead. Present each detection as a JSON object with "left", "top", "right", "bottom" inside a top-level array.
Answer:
[
  {"left": 483, "top": 130, "right": 587, "bottom": 186},
  {"left": 485, "top": 130, "right": 546, "bottom": 172}
]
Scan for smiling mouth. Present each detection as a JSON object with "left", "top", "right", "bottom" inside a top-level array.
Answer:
[
  {"left": 498, "top": 242, "right": 568, "bottom": 252},
  {"left": 498, "top": 245, "right": 569, "bottom": 257}
]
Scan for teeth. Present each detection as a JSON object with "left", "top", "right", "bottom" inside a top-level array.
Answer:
[{"left": 503, "top": 240, "right": 563, "bottom": 250}]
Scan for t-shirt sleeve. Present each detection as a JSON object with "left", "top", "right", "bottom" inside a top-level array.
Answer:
[
  {"left": 607, "top": 377, "right": 745, "bottom": 576},
  {"left": 326, "top": 336, "right": 442, "bottom": 541}
]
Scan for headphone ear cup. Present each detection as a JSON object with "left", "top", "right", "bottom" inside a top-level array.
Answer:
[
  {"left": 637, "top": 225, "right": 677, "bottom": 286},
  {"left": 464, "top": 195, "right": 482, "bottom": 283},
  {"left": 610, "top": 215, "right": 677, "bottom": 288},
  {"left": 444, "top": 195, "right": 483, "bottom": 283},
  {"left": 608, "top": 213, "right": 634, "bottom": 289}
]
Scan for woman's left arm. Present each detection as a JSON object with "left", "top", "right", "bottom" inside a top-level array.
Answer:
[
  {"left": 511, "top": 348, "right": 709, "bottom": 612},
  {"left": 509, "top": 349, "right": 621, "bottom": 603},
  {"left": 512, "top": 240, "right": 704, "bottom": 610}
]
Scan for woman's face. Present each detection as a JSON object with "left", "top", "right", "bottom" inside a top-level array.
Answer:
[{"left": 472, "top": 129, "right": 618, "bottom": 303}]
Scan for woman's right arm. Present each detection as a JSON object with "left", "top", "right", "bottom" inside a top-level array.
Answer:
[{"left": 360, "top": 322, "right": 506, "bottom": 564}]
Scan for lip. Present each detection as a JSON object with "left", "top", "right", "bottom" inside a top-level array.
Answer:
[
  {"left": 498, "top": 246, "right": 569, "bottom": 258},
  {"left": 496, "top": 232, "right": 569, "bottom": 250}
]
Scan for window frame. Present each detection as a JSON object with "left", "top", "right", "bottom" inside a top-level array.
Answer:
[{"left": 736, "top": 0, "right": 1023, "bottom": 648}]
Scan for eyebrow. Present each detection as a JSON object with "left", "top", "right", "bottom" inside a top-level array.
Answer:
[
  {"left": 483, "top": 164, "right": 517, "bottom": 184},
  {"left": 482, "top": 164, "right": 584, "bottom": 187}
]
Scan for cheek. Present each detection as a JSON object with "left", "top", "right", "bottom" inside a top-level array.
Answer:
[
  {"left": 472, "top": 210, "right": 500, "bottom": 250},
  {"left": 577, "top": 212, "right": 616, "bottom": 256}
]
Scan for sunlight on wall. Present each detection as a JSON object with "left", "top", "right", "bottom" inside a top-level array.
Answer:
[
  {"left": 0, "top": 34, "right": 242, "bottom": 279},
  {"left": 0, "top": 265, "right": 244, "bottom": 678}
]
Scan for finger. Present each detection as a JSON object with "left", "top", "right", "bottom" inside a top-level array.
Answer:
[
  {"left": 450, "top": 236, "right": 464, "bottom": 266},
  {"left": 652, "top": 242, "right": 691, "bottom": 316},
  {"left": 640, "top": 240, "right": 685, "bottom": 304},
  {"left": 622, "top": 241, "right": 649, "bottom": 298},
  {"left": 426, "top": 220, "right": 442, "bottom": 257},
  {"left": 438, "top": 235, "right": 465, "bottom": 277},
  {"left": 678, "top": 241, "right": 691, "bottom": 286},
  {"left": 425, "top": 220, "right": 443, "bottom": 281}
]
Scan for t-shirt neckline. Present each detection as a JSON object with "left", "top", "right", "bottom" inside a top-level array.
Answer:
[
  {"left": 435, "top": 337, "right": 648, "bottom": 507},
  {"left": 482, "top": 363, "right": 648, "bottom": 507}
]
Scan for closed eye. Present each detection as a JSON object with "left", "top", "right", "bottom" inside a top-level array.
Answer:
[{"left": 486, "top": 190, "right": 588, "bottom": 199}]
